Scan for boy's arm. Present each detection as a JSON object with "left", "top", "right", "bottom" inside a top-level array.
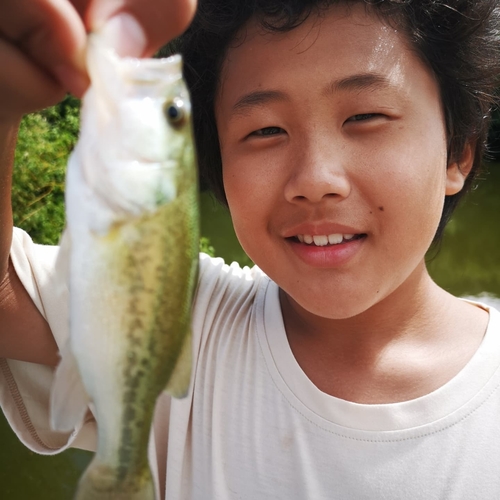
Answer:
[
  {"left": 0, "top": 261, "right": 59, "bottom": 366},
  {"left": 0, "top": 122, "right": 59, "bottom": 366}
]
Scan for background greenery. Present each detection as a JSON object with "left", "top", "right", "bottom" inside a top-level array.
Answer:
[{"left": 13, "top": 96, "right": 79, "bottom": 244}]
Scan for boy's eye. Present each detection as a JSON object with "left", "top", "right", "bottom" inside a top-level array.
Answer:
[
  {"left": 346, "top": 113, "right": 382, "bottom": 122},
  {"left": 251, "top": 126, "right": 284, "bottom": 136}
]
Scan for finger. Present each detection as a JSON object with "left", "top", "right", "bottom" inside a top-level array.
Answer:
[
  {"left": 0, "top": 39, "right": 65, "bottom": 121},
  {"left": 87, "top": 0, "right": 197, "bottom": 57},
  {"left": 0, "top": 0, "right": 89, "bottom": 96}
]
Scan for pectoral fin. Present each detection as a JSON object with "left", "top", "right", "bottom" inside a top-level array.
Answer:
[
  {"left": 50, "top": 342, "right": 90, "bottom": 432},
  {"left": 165, "top": 330, "right": 192, "bottom": 398}
]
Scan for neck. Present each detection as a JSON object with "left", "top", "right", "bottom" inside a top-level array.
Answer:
[
  {"left": 281, "top": 261, "right": 441, "bottom": 348},
  {"left": 280, "top": 262, "right": 488, "bottom": 403}
]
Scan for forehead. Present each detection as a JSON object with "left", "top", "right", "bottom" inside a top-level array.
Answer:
[{"left": 217, "top": 3, "right": 431, "bottom": 107}]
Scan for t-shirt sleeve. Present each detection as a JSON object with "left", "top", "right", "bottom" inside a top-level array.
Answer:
[{"left": 0, "top": 227, "right": 97, "bottom": 454}]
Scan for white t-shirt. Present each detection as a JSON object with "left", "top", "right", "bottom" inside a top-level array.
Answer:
[{"left": 2, "top": 227, "right": 500, "bottom": 499}]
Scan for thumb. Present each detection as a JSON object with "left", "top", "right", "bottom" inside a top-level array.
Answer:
[{"left": 87, "top": 0, "right": 197, "bottom": 57}]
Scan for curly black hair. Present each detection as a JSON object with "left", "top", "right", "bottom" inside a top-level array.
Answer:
[{"left": 166, "top": 0, "right": 500, "bottom": 242}]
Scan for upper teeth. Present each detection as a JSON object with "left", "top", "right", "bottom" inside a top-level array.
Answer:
[{"left": 297, "top": 234, "right": 355, "bottom": 246}]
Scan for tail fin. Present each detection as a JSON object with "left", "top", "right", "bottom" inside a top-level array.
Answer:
[{"left": 74, "top": 459, "right": 155, "bottom": 500}]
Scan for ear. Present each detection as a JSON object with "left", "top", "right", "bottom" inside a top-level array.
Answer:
[{"left": 445, "top": 142, "right": 474, "bottom": 196}]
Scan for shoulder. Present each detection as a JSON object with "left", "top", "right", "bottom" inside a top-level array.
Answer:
[
  {"left": 194, "top": 253, "right": 269, "bottom": 318},
  {"left": 197, "top": 252, "right": 267, "bottom": 298},
  {"left": 464, "top": 295, "right": 500, "bottom": 325},
  {"left": 192, "top": 253, "right": 270, "bottom": 344},
  {"left": 10, "top": 228, "right": 69, "bottom": 351},
  {"left": 11, "top": 227, "right": 60, "bottom": 281}
]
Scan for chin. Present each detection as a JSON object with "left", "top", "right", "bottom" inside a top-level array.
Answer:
[{"left": 287, "top": 289, "right": 381, "bottom": 320}]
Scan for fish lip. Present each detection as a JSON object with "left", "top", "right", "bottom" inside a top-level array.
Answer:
[{"left": 282, "top": 222, "right": 366, "bottom": 239}]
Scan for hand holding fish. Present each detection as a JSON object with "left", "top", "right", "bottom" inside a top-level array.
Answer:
[{"left": 0, "top": 0, "right": 197, "bottom": 121}]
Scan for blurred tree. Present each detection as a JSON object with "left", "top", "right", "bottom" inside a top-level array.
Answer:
[{"left": 13, "top": 95, "right": 80, "bottom": 245}]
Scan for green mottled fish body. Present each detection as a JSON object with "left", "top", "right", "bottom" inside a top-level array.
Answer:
[{"left": 51, "top": 35, "right": 198, "bottom": 500}]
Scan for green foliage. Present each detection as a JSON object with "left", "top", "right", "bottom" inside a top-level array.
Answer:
[
  {"left": 12, "top": 95, "right": 80, "bottom": 245},
  {"left": 199, "top": 236, "right": 215, "bottom": 257}
]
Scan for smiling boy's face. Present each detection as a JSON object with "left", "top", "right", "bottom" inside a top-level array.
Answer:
[{"left": 215, "top": 3, "right": 470, "bottom": 320}]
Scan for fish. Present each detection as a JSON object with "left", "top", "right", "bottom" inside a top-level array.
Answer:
[{"left": 49, "top": 34, "right": 199, "bottom": 499}]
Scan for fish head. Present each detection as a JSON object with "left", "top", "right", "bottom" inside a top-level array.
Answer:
[{"left": 75, "top": 35, "right": 196, "bottom": 231}]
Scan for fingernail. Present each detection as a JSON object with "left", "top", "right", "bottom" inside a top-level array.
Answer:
[{"left": 99, "top": 12, "right": 147, "bottom": 57}]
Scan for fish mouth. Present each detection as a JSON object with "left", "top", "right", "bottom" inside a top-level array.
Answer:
[{"left": 288, "top": 233, "right": 367, "bottom": 246}]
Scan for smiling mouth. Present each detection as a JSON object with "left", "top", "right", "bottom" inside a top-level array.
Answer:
[{"left": 290, "top": 233, "right": 367, "bottom": 247}]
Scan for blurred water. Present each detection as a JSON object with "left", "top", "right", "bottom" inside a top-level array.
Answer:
[
  {"left": 427, "top": 163, "right": 500, "bottom": 299},
  {"left": 1, "top": 163, "right": 498, "bottom": 498}
]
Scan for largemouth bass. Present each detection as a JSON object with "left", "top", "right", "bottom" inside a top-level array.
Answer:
[{"left": 50, "top": 35, "right": 198, "bottom": 499}]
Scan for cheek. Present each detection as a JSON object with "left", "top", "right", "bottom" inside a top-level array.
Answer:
[
  {"left": 374, "top": 154, "right": 448, "bottom": 253},
  {"left": 222, "top": 150, "right": 289, "bottom": 271},
  {"left": 223, "top": 157, "right": 253, "bottom": 220},
  {"left": 222, "top": 155, "right": 269, "bottom": 248},
  {"left": 222, "top": 145, "right": 280, "bottom": 214},
  {"left": 366, "top": 128, "right": 448, "bottom": 202}
]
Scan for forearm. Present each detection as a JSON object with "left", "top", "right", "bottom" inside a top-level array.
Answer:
[
  {"left": 0, "top": 121, "right": 59, "bottom": 366},
  {"left": 0, "top": 121, "right": 17, "bottom": 281},
  {"left": 0, "top": 258, "right": 59, "bottom": 366}
]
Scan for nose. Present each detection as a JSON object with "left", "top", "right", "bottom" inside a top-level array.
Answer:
[{"left": 283, "top": 139, "right": 351, "bottom": 204}]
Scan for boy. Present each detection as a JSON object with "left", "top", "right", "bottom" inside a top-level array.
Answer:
[{"left": 1, "top": 0, "right": 500, "bottom": 498}]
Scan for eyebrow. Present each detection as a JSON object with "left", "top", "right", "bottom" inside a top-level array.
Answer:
[
  {"left": 231, "top": 73, "right": 394, "bottom": 114},
  {"left": 326, "top": 73, "right": 393, "bottom": 94},
  {"left": 232, "top": 90, "right": 288, "bottom": 113}
]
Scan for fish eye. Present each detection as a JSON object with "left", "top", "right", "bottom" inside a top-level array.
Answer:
[{"left": 164, "top": 97, "right": 187, "bottom": 128}]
